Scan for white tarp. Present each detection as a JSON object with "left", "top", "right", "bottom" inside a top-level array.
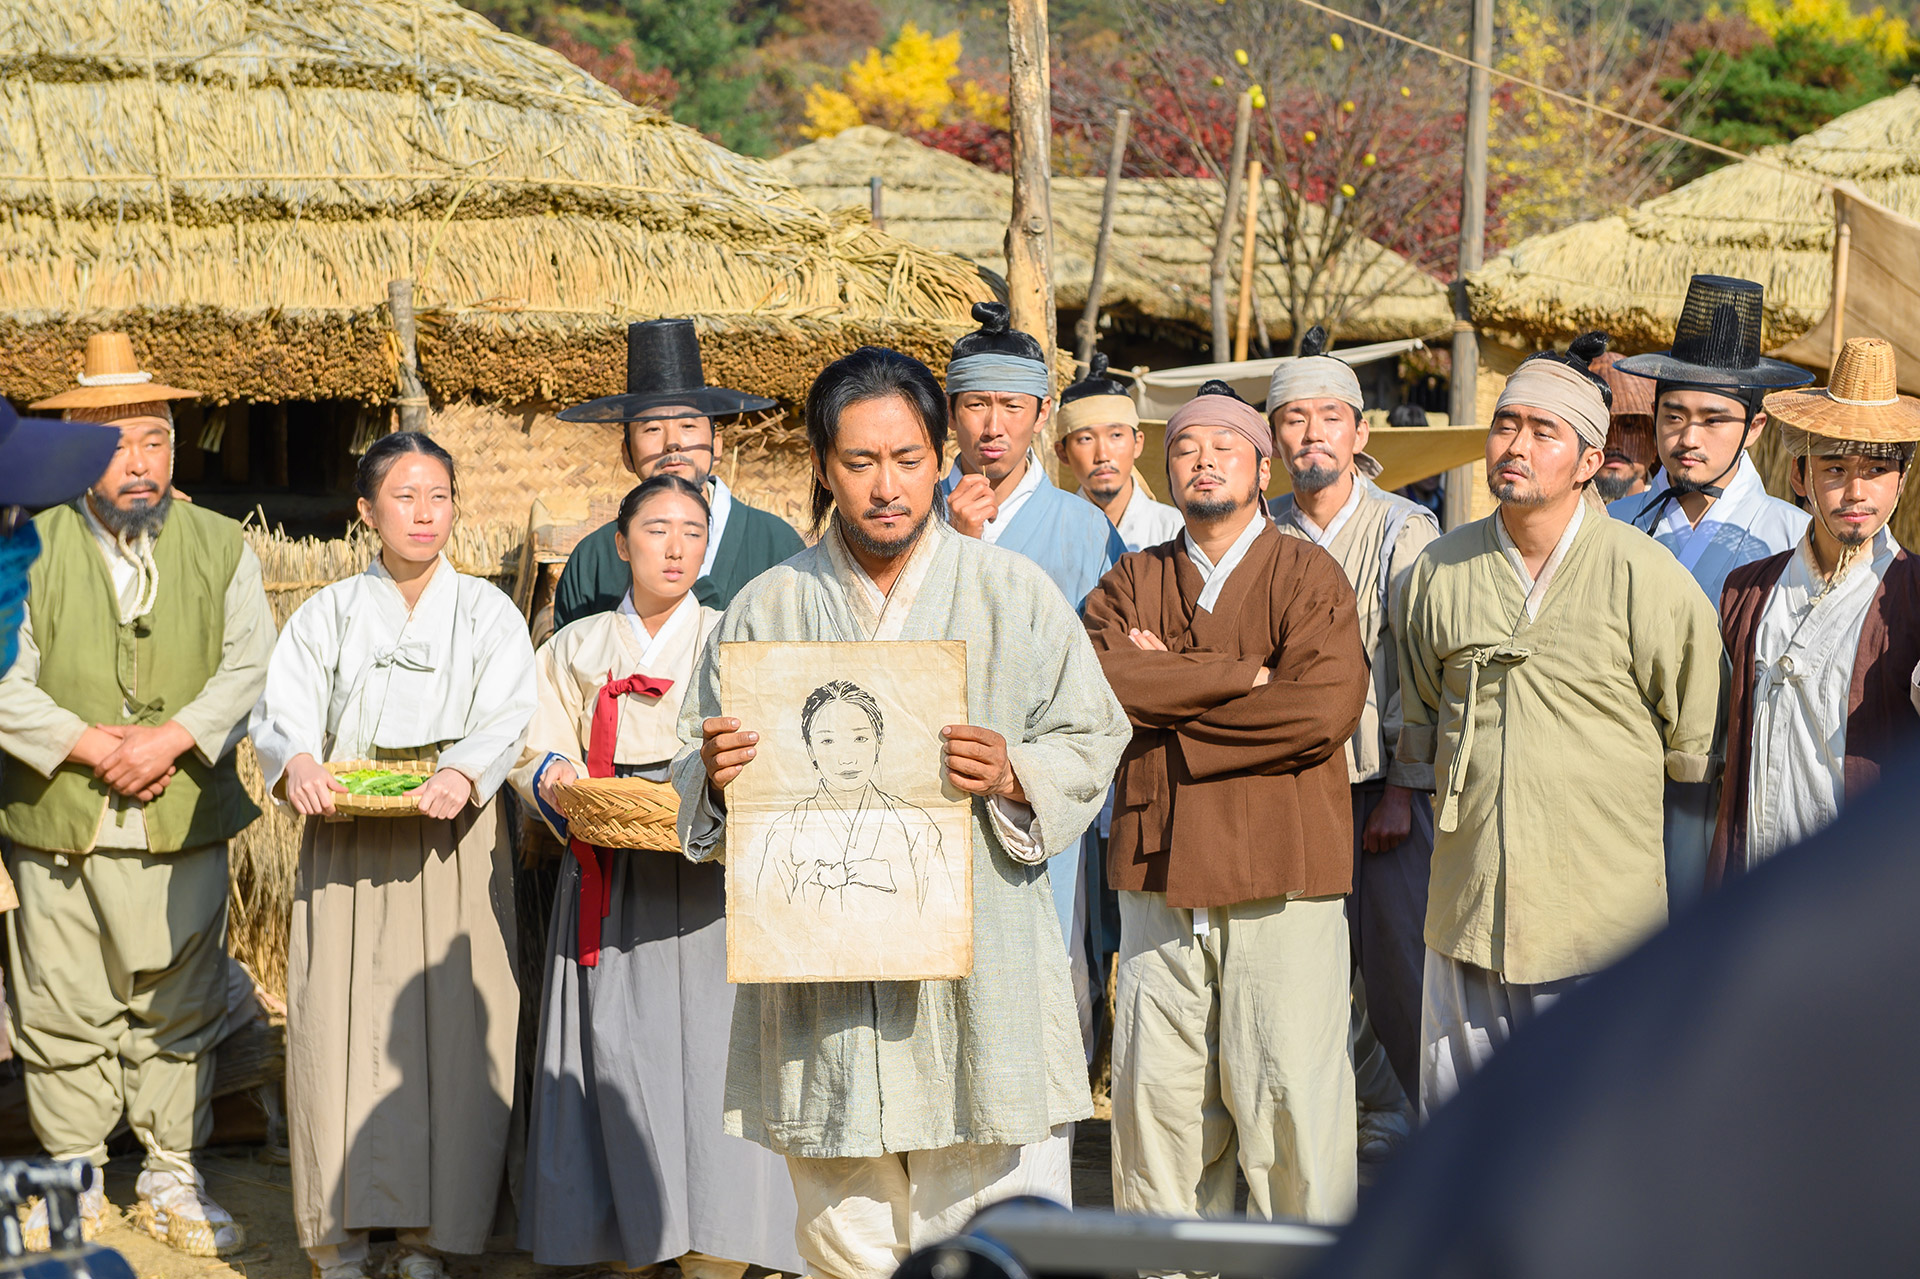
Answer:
[{"left": 1131, "top": 338, "right": 1429, "bottom": 420}]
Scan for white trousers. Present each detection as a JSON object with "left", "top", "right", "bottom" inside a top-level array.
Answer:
[
  {"left": 1110, "top": 891, "right": 1356, "bottom": 1225},
  {"left": 785, "top": 1128, "right": 1072, "bottom": 1279},
  {"left": 1418, "top": 947, "right": 1581, "bottom": 1118}
]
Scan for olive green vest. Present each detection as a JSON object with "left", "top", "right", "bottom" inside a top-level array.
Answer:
[{"left": 0, "top": 501, "right": 261, "bottom": 852}]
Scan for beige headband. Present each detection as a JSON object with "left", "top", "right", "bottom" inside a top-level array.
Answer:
[
  {"left": 1056, "top": 395, "right": 1140, "bottom": 435},
  {"left": 1495, "top": 361, "right": 1609, "bottom": 449},
  {"left": 1267, "top": 356, "right": 1364, "bottom": 415}
]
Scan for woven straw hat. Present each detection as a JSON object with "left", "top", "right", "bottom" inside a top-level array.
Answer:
[
  {"left": 1762, "top": 338, "right": 1920, "bottom": 445},
  {"left": 29, "top": 332, "right": 199, "bottom": 411}
]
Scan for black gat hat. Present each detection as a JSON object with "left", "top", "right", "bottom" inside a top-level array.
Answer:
[
  {"left": 558, "top": 318, "right": 776, "bottom": 424},
  {"left": 1614, "top": 275, "right": 1813, "bottom": 391}
]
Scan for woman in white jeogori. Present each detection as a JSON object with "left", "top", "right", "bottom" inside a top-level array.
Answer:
[
  {"left": 249, "top": 432, "right": 536, "bottom": 1279},
  {"left": 510, "top": 473, "right": 801, "bottom": 1277}
]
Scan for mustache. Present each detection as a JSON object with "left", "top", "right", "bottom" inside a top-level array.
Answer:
[
  {"left": 863, "top": 502, "right": 911, "bottom": 520},
  {"left": 117, "top": 480, "right": 160, "bottom": 497},
  {"left": 1492, "top": 455, "right": 1536, "bottom": 479}
]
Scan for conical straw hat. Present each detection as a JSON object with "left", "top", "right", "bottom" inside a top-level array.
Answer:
[
  {"left": 29, "top": 332, "right": 199, "bottom": 410},
  {"left": 1762, "top": 337, "right": 1920, "bottom": 444}
]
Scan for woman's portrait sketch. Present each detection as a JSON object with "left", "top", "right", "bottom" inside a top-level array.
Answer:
[
  {"left": 720, "top": 638, "right": 972, "bottom": 983},
  {"left": 757, "top": 681, "right": 944, "bottom": 910}
]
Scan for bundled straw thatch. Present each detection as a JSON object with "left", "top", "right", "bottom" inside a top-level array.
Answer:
[
  {"left": 1467, "top": 87, "right": 1920, "bottom": 352},
  {"left": 0, "top": 0, "right": 991, "bottom": 407},
  {"left": 770, "top": 126, "right": 1453, "bottom": 344}
]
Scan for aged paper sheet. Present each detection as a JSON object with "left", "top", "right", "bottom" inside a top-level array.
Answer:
[{"left": 721, "top": 640, "right": 973, "bottom": 982}]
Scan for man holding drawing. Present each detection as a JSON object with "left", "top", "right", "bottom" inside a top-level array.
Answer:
[{"left": 672, "top": 347, "right": 1130, "bottom": 1279}]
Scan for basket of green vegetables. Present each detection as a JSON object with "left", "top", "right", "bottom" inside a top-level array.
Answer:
[{"left": 324, "top": 759, "right": 437, "bottom": 818}]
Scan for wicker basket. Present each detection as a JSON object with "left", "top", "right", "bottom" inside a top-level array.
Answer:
[
  {"left": 553, "top": 776, "right": 682, "bottom": 851},
  {"left": 325, "top": 759, "right": 435, "bottom": 819}
]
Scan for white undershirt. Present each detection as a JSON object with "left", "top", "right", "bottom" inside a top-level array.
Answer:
[
  {"left": 1746, "top": 525, "right": 1898, "bottom": 863},
  {"left": 1284, "top": 475, "right": 1366, "bottom": 547},
  {"left": 702, "top": 476, "right": 735, "bottom": 579},
  {"left": 1182, "top": 508, "right": 1270, "bottom": 613},
  {"left": 948, "top": 450, "right": 1045, "bottom": 545},
  {"left": 1493, "top": 500, "right": 1585, "bottom": 621}
]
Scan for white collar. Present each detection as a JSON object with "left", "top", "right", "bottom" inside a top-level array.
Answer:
[
  {"left": 946, "top": 449, "right": 1047, "bottom": 545},
  {"left": 1494, "top": 499, "right": 1585, "bottom": 620},
  {"left": 618, "top": 589, "right": 701, "bottom": 667},
  {"left": 1285, "top": 473, "right": 1366, "bottom": 546},
  {"left": 701, "top": 475, "right": 734, "bottom": 579},
  {"left": 1183, "top": 507, "right": 1269, "bottom": 613},
  {"left": 826, "top": 515, "right": 948, "bottom": 641}
]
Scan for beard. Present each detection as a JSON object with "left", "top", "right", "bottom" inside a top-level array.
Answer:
[
  {"left": 1832, "top": 508, "right": 1879, "bottom": 547},
  {"left": 91, "top": 487, "right": 172, "bottom": 539},
  {"left": 1181, "top": 494, "right": 1245, "bottom": 521},
  {"left": 1288, "top": 461, "right": 1342, "bottom": 493},
  {"left": 837, "top": 505, "right": 931, "bottom": 561},
  {"left": 1488, "top": 458, "right": 1548, "bottom": 508},
  {"left": 1593, "top": 472, "right": 1639, "bottom": 503},
  {"left": 1083, "top": 470, "right": 1125, "bottom": 501}
]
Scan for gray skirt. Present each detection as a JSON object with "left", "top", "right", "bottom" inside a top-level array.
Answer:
[{"left": 518, "top": 836, "right": 801, "bottom": 1270}]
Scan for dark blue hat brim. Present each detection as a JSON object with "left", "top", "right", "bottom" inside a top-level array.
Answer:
[
  {"left": 1611, "top": 351, "right": 1814, "bottom": 389},
  {"left": 0, "top": 413, "right": 119, "bottom": 509},
  {"left": 557, "top": 386, "right": 777, "bottom": 423}
]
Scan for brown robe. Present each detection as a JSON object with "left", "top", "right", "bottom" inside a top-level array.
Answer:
[
  {"left": 1709, "top": 548, "right": 1920, "bottom": 889},
  {"left": 1084, "top": 523, "right": 1368, "bottom": 908}
]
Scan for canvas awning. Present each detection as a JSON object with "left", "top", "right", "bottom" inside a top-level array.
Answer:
[
  {"left": 1130, "top": 339, "right": 1429, "bottom": 418},
  {"left": 1771, "top": 183, "right": 1920, "bottom": 392}
]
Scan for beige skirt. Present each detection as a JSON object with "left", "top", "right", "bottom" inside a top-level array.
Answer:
[{"left": 286, "top": 799, "right": 519, "bottom": 1253}]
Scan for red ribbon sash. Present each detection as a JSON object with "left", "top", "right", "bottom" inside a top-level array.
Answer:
[{"left": 570, "top": 671, "right": 674, "bottom": 967}]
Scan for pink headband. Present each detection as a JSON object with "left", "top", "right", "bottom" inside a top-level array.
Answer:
[{"left": 1165, "top": 394, "right": 1274, "bottom": 464}]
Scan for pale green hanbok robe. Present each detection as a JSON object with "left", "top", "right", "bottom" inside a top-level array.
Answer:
[
  {"left": 671, "top": 516, "right": 1129, "bottom": 1160},
  {"left": 1395, "top": 508, "right": 1726, "bottom": 986}
]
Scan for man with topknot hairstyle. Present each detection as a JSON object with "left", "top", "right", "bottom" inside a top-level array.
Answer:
[
  {"left": 938, "top": 302, "right": 1127, "bottom": 1052},
  {"left": 1395, "top": 331, "right": 1727, "bottom": 1113}
]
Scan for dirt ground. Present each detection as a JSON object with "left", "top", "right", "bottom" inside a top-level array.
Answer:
[{"left": 80, "top": 1123, "right": 1121, "bottom": 1279}]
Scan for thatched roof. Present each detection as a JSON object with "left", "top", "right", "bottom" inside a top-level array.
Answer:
[
  {"left": 769, "top": 126, "right": 1452, "bottom": 344},
  {"left": 1467, "top": 87, "right": 1920, "bottom": 352},
  {"left": 0, "top": 0, "right": 992, "bottom": 407}
]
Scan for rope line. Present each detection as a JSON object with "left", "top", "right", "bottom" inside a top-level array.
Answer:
[{"left": 1283, "top": 0, "right": 1829, "bottom": 186}]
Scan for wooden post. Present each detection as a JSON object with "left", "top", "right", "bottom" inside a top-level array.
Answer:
[
  {"left": 1445, "top": 0, "right": 1493, "bottom": 531},
  {"left": 1075, "top": 108, "right": 1131, "bottom": 369},
  {"left": 1830, "top": 211, "right": 1853, "bottom": 365},
  {"left": 1005, "top": 0, "right": 1057, "bottom": 472},
  {"left": 1233, "top": 159, "right": 1264, "bottom": 363},
  {"left": 870, "top": 176, "right": 885, "bottom": 231},
  {"left": 388, "top": 278, "right": 429, "bottom": 434},
  {"left": 1209, "top": 91, "right": 1253, "bottom": 362}
]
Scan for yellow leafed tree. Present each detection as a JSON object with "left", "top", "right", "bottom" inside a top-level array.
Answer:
[
  {"left": 1743, "top": 0, "right": 1909, "bottom": 62},
  {"left": 802, "top": 23, "right": 1007, "bottom": 140}
]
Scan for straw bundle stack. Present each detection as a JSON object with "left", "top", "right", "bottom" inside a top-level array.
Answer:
[
  {"left": 771, "top": 126, "right": 1453, "bottom": 344},
  {"left": 0, "top": 0, "right": 989, "bottom": 408},
  {"left": 1468, "top": 87, "right": 1920, "bottom": 352}
]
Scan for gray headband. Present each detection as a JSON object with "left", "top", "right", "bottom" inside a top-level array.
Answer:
[{"left": 946, "top": 353, "right": 1051, "bottom": 400}]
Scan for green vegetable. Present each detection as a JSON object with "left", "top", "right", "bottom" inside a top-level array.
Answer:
[{"left": 338, "top": 770, "right": 429, "bottom": 797}]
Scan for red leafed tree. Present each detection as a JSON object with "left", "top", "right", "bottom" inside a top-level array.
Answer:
[
  {"left": 540, "top": 25, "right": 681, "bottom": 110},
  {"left": 1051, "top": 0, "right": 1506, "bottom": 353}
]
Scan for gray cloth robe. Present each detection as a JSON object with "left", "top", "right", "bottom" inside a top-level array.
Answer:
[{"left": 670, "top": 517, "right": 1130, "bottom": 1160}]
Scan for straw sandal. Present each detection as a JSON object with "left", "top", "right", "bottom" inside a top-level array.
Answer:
[
  {"left": 19, "top": 1180, "right": 108, "bottom": 1251},
  {"left": 132, "top": 1168, "right": 247, "bottom": 1258}
]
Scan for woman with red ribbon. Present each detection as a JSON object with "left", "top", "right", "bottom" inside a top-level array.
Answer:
[{"left": 510, "top": 475, "right": 800, "bottom": 1276}]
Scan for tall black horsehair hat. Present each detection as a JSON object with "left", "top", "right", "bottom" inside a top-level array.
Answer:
[
  {"left": 1613, "top": 275, "right": 1813, "bottom": 392},
  {"left": 558, "top": 318, "right": 776, "bottom": 424}
]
